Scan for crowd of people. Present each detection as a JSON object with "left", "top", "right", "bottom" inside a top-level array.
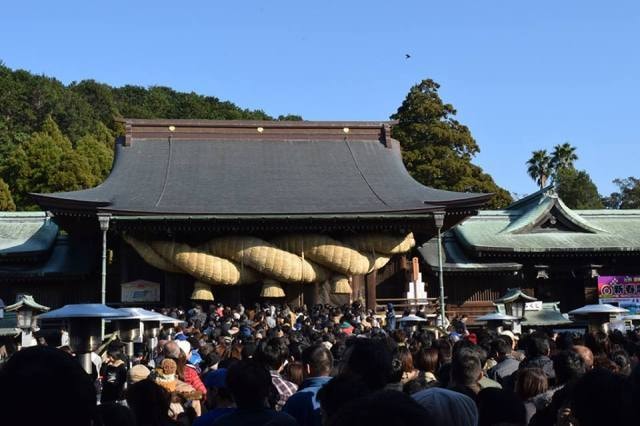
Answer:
[{"left": 0, "top": 300, "right": 639, "bottom": 426}]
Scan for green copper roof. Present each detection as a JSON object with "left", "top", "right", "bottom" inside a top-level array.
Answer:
[
  {"left": 5, "top": 294, "right": 50, "bottom": 312},
  {"left": 454, "top": 188, "right": 640, "bottom": 253},
  {"left": 418, "top": 235, "right": 522, "bottom": 272},
  {"left": 521, "top": 303, "right": 572, "bottom": 327},
  {"left": 0, "top": 212, "right": 59, "bottom": 258},
  {"left": 494, "top": 288, "right": 537, "bottom": 303}
]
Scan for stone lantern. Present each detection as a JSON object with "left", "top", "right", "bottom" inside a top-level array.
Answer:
[
  {"left": 5, "top": 295, "right": 49, "bottom": 348},
  {"left": 494, "top": 288, "right": 537, "bottom": 333}
]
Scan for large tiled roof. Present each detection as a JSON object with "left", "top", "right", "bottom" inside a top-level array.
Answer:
[{"left": 31, "top": 120, "right": 491, "bottom": 216}]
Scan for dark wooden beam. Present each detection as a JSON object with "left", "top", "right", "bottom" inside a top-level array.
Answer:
[{"left": 366, "top": 270, "right": 377, "bottom": 311}]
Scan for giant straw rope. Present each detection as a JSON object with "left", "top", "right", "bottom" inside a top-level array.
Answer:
[{"left": 124, "top": 232, "right": 415, "bottom": 297}]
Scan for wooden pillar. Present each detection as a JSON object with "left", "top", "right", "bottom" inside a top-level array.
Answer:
[
  {"left": 351, "top": 275, "right": 365, "bottom": 304},
  {"left": 366, "top": 270, "right": 377, "bottom": 311},
  {"left": 285, "top": 284, "right": 303, "bottom": 308}
]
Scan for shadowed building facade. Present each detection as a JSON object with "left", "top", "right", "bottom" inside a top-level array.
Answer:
[{"left": 22, "top": 119, "right": 491, "bottom": 309}]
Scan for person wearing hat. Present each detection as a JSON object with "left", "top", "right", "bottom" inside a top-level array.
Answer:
[
  {"left": 127, "top": 364, "right": 151, "bottom": 385},
  {"left": 176, "top": 340, "right": 207, "bottom": 397},
  {"left": 193, "top": 369, "right": 235, "bottom": 426}
]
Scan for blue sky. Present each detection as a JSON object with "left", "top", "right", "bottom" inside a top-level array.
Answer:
[{"left": 2, "top": 1, "right": 639, "bottom": 197}]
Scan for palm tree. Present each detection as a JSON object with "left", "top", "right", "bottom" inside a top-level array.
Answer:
[
  {"left": 526, "top": 150, "right": 552, "bottom": 188},
  {"left": 551, "top": 142, "right": 578, "bottom": 174}
]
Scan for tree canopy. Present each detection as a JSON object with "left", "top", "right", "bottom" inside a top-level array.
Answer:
[
  {"left": 526, "top": 150, "right": 553, "bottom": 189},
  {"left": 603, "top": 177, "right": 640, "bottom": 209},
  {"left": 0, "top": 178, "right": 15, "bottom": 211},
  {"left": 391, "top": 79, "right": 512, "bottom": 209},
  {"left": 0, "top": 62, "right": 292, "bottom": 210},
  {"left": 555, "top": 168, "right": 603, "bottom": 209},
  {"left": 526, "top": 142, "right": 579, "bottom": 189}
]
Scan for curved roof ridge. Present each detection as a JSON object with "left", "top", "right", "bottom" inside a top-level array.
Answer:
[{"left": 500, "top": 192, "right": 606, "bottom": 235}]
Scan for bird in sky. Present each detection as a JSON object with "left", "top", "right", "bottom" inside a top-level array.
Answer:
[{"left": 405, "top": 54, "right": 411, "bottom": 59}]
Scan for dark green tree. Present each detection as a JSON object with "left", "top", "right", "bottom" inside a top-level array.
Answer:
[
  {"left": 0, "top": 177, "right": 16, "bottom": 211},
  {"left": 1, "top": 117, "right": 95, "bottom": 208},
  {"left": 277, "top": 114, "right": 303, "bottom": 121},
  {"left": 391, "top": 79, "right": 512, "bottom": 208},
  {"left": 555, "top": 168, "right": 603, "bottom": 209},
  {"left": 76, "top": 122, "right": 115, "bottom": 181},
  {"left": 603, "top": 177, "right": 640, "bottom": 209}
]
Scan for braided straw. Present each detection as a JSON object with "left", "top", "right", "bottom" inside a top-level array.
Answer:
[
  {"left": 124, "top": 235, "right": 183, "bottom": 273},
  {"left": 151, "top": 240, "right": 258, "bottom": 285},
  {"left": 260, "top": 279, "right": 286, "bottom": 298},
  {"left": 332, "top": 276, "right": 352, "bottom": 294},
  {"left": 202, "top": 236, "right": 328, "bottom": 283},
  {"left": 191, "top": 281, "right": 214, "bottom": 301}
]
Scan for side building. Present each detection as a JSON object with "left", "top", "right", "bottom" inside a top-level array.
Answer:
[{"left": 419, "top": 187, "right": 640, "bottom": 320}]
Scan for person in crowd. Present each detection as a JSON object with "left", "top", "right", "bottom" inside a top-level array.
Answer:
[
  {"left": 520, "top": 334, "right": 556, "bottom": 383},
  {"left": 449, "top": 350, "right": 483, "bottom": 400},
  {"left": 413, "top": 347, "right": 440, "bottom": 384},
  {"left": 0, "top": 346, "right": 97, "bottom": 426},
  {"left": 97, "top": 403, "right": 137, "bottom": 426},
  {"left": 193, "top": 368, "right": 235, "bottom": 426},
  {"left": 385, "top": 303, "right": 396, "bottom": 330},
  {"left": 128, "top": 363, "right": 151, "bottom": 385},
  {"left": 339, "top": 338, "right": 392, "bottom": 391},
  {"left": 127, "top": 379, "right": 180, "bottom": 426},
  {"left": 564, "top": 368, "right": 634, "bottom": 426},
  {"left": 283, "top": 360, "right": 305, "bottom": 387},
  {"left": 396, "top": 346, "right": 420, "bottom": 384},
  {"left": 101, "top": 347, "right": 128, "bottom": 404},
  {"left": 529, "top": 350, "right": 586, "bottom": 426},
  {"left": 176, "top": 340, "right": 207, "bottom": 397},
  {"left": 213, "top": 359, "right": 297, "bottom": 425},
  {"left": 488, "top": 336, "right": 520, "bottom": 388},
  {"left": 514, "top": 368, "right": 548, "bottom": 423},
  {"left": 326, "top": 390, "right": 433, "bottom": 426},
  {"left": 255, "top": 336, "right": 298, "bottom": 410},
  {"left": 283, "top": 344, "right": 333, "bottom": 426},
  {"left": 571, "top": 345, "right": 594, "bottom": 370},
  {"left": 477, "top": 387, "right": 527, "bottom": 426},
  {"left": 413, "top": 387, "right": 478, "bottom": 426}
]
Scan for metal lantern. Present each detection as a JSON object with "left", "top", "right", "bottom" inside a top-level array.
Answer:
[
  {"left": 136, "top": 309, "right": 167, "bottom": 352},
  {"left": 113, "top": 308, "right": 165, "bottom": 358},
  {"left": 38, "top": 304, "right": 123, "bottom": 374},
  {"left": 569, "top": 304, "right": 629, "bottom": 333},
  {"left": 475, "top": 312, "right": 519, "bottom": 331}
]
